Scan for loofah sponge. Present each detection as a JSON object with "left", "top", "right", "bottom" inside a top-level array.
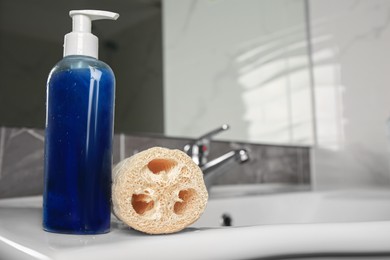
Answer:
[{"left": 112, "top": 147, "right": 208, "bottom": 234}]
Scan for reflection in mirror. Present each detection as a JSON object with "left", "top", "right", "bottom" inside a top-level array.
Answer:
[{"left": 163, "top": 0, "right": 314, "bottom": 145}]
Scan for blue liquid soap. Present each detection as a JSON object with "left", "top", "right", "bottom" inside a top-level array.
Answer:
[{"left": 43, "top": 55, "right": 115, "bottom": 234}]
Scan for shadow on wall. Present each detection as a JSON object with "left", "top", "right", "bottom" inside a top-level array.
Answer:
[{"left": 0, "top": 0, "right": 164, "bottom": 135}]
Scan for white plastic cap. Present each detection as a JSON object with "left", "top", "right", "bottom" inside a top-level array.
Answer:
[{"left": 63, "top": 10, "right": 119, "bottom": 59}]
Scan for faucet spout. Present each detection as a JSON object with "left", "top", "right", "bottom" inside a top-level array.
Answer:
[
  {"left": 183, "top": 124, "right": 250, "bottom": 190},
  {"left": 184, "top": 124, "right": 230, "bottom": 166},
  {"left": 201, "top": 149, "right": 249, "bottom": 189}
]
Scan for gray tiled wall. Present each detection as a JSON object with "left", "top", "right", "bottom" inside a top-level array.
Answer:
[{"left": 0, "top": 127, "right": 311, "bottom": 198}]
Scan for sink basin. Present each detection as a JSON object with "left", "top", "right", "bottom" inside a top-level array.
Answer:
[
  {"left": 195, "top": 185, "right": 390, "bottom": 227},
  {"left": 0, "top": 186, "right": 390, "bottom": 260}
]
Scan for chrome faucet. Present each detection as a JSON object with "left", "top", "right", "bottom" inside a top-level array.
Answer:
[{"left": 184, "top": 124, "right": 250, "bottom": 189}]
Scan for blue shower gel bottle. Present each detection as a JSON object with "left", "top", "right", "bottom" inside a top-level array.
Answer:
[{"left": 43, "top": 10, "right": 119, "bottom": 234}]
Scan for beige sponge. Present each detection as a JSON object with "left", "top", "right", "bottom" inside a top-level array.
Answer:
[{"left": 112, "top": 147, "right": 208, "bottom": 234}]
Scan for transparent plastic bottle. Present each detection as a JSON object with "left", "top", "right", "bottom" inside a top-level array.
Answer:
[{"left": 43, "top": 10, "right": 118, "bottom": 234}]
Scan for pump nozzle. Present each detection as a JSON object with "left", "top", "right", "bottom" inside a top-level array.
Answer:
[{"left": 64, "top": 10, "right": 119, "bottom": 59}]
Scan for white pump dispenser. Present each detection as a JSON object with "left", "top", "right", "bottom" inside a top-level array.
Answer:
[{"left": 63, "top": 10, "right": 119, "bottom": 59}]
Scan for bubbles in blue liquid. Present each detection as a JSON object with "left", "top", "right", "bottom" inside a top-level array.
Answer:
[{"left": 43, "top": 57, "right": 115, "bottom": 234}]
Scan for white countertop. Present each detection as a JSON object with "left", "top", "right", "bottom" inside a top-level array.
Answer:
[{"left": 1, "top": 194, "right": 390, "bottom": 260}]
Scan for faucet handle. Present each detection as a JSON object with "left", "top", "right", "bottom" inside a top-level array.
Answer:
[
  {"left": 196, "top": 124, "right": 230, "bottom": 143},
  {"left": 184, "top": 124, "right": 230, "bottom": 167}
]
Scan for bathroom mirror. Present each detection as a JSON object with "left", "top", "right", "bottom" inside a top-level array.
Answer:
[
  {"left": 0, "top": 0, "right": 312, "bottom": 145},
  {"left": 163, "top": 0, "right": 314, "bottom": 145}
]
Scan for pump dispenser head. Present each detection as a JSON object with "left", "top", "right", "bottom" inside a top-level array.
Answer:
[{"left": 64, "top": 10, "right": 119, "bottom": 59}]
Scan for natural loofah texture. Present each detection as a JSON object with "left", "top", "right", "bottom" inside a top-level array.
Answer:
[{"left": 112, "top": 147, "right": 208, "bottom": 234}]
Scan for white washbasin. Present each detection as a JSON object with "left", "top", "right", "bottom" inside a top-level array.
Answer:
[
  {"left": 195, "top": 185, "right": 390, "bottom": 227},
  {"left": 0, "top": 186, "right": 390, "bottom": 260}
]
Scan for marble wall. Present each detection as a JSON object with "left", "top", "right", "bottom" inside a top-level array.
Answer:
[
  {"left": 0, "top": 128, "right": 45, "bottom": 198},
  {"left": 309, "top": 0, "right": 390, "bottom": 189},
  {"left": 0, "top": 126, "right": 310, "bottom": 198}
]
